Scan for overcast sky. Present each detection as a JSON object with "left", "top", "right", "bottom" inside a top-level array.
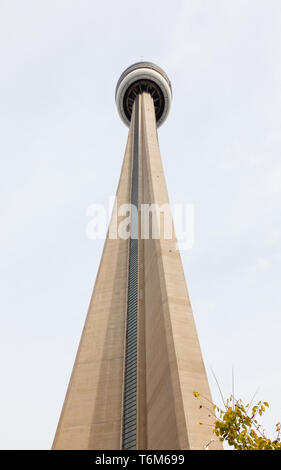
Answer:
[{"left": 0, "top": 0, "right": 281, "bottom": 449}]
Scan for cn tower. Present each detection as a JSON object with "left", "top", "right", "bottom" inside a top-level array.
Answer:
[{"left": 52, "top": 62, "right": 221, "bottom": 450}]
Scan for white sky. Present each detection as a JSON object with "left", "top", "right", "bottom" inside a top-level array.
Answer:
[{"left": 0, "top": 0, "right": 281, "bottom": 449}]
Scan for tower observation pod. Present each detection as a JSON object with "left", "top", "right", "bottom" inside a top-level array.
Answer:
[
  {"left": 52, "top": 62, "right": 222, "bottom": 451},
  {"left": 115, "top": 61, "right": 172, "bottom": 127}
]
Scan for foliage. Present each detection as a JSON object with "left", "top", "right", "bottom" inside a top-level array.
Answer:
[{"left": 193, "top": 392, "right": 281, "bottom": 450}]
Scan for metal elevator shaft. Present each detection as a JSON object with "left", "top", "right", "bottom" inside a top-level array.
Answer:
[{"left": 122, "top": 95, "right": 139, "bottom": 450}]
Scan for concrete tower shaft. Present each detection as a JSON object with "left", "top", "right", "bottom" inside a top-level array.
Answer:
[{"left": 52, "top": 63, "right": 222, "bottom": 450}]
